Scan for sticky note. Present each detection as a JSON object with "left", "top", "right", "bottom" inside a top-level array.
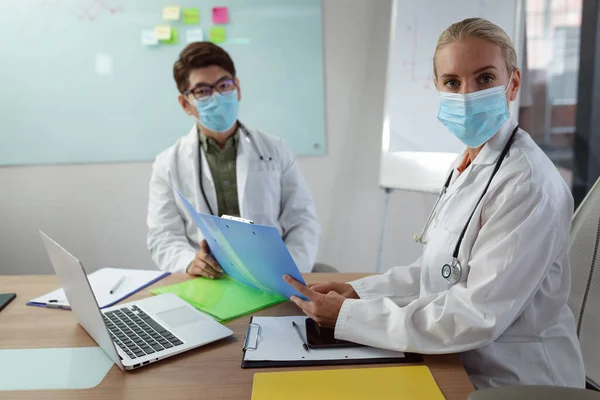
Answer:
[
  {"left": 161, "top": 28, "right": 179, "bottom": 45},
  {"left": 212, "top": 7, "right": 228, "bottom": 24},
  {"left": 94, "top": 53, "right": 112, "bottom": 76},
  {"left": 209, "top": 26, "right": 226, "bottom": 43},
  {"left": 155, "top": 25, "right": 172, "bottom": 40},
  {"left": 183, "top": 8, "right": 199, "bottom": 24},
  {"left": 163, "top": 5, "right": 180, "bottom": 21},
  {"left": 186, "top": 28, "right": 204, "bottom": 43},
  {"left": 141, "top": 29, "right": 158, "bottom": 46}
]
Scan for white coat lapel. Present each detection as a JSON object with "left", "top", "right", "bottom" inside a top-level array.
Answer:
[
  {"left": 445, "top": 163, "right": 472, "bottom": 199},
  {"left": 236, "top": 128, "right": 251, "bottom": 218},
  {"left": 184, "top": 125, "right": 217, "bottom": 215},
  {"left": 199, "top": 145, "right": 218, "bottom": 215},
  {"left": 441, "top": 118, "right": 517, "bottom": 203},
  {"left": 180, "top": 127, "right": 202, "bottom": 212}
]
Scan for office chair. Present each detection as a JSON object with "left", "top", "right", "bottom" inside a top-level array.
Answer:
[
  {"left": 569, "top": 176, "right": 600, "bottom": 390},
  {"left": 467, "top": 386, "right": 600, "bottom": 400},
  {"left": 312, "top": 262, "right": 339, "bottom": 273}
]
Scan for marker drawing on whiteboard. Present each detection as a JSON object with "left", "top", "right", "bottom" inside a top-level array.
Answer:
[{"left": 401, "top": 17, "right": 434, "bottom": 89}]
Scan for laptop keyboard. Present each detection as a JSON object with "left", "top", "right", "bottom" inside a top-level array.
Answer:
[{"left": 102, "top": 305, "right": 183, "bottom": 360}]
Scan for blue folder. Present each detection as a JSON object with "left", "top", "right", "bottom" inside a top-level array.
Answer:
[{"left": 175, "top": 190, "right": 308, "bottom": 300}]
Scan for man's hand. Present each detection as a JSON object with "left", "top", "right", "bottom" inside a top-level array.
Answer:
[
  {"left": 283, "top": 275, "right": 346, "bottom": 328},
  {"left": 186, "top": 240, "right": 223, "bottom": 279},
  {"left": 309, "top": 281, "right": 360, "bottom": 299}
]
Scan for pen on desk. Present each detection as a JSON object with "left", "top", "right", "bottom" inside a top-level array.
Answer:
[
  {"left": 291, "top": 321, "right": 309, "bottom": 352},
  {"left": 46, "top": 303, "right": 69, "bottom": 310},
  {"left": 109, "top": 276, "right": 126, "bottom": 294}
]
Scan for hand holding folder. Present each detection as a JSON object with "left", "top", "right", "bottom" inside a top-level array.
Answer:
[{"left": 173, "top": 187, "right": 308, "bottom": 300}]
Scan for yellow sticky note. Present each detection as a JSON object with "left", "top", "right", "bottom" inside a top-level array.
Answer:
[
  {"left": 163, "top": 5, "right": 180, "bottom": 21},
  {"left": 209, "top": 26, "right": 226, "bottom": 43},
  {"left": 161, "top": 28, "right": 179, "bottom": 45},
  {"left": 183, "top": 8, "right": 200, "bottom": 24},
  {"left": 155, "top": 25, "right": 172, "bottom": 40}
]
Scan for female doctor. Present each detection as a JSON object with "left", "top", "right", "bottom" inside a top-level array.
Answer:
[{"left": 284, "top": 18, "right": 585, "bottom": 388}]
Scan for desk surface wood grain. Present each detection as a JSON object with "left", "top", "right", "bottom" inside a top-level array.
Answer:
[{"left": 0, "top": 274, "right": 474, "bottom": 399}]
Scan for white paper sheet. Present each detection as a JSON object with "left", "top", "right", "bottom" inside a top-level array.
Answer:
[
  {"left": 29, "top": 268, "right": 167, "bottom": 309},
  {"left": 244, "top": 316, "right": 405, "bottom": 362}
]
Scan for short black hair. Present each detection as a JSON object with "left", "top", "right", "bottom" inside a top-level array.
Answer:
[{"left": 173, "top": 42, "right": 236, "bottom": 93}]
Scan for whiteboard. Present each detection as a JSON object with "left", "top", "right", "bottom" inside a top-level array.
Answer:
[
  {"left": 380, "top": 0, "right": 524, "bottom": 192},
  {"left": 0, "top": 0, "right": 325, "bottom": 166}
]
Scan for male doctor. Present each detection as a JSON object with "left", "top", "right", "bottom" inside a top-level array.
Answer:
[{"left": 147, "top": 42, "right": 320, "bottom": 277}]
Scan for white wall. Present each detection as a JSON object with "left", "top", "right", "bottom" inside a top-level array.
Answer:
[{"left": 0, "top": 0, "right": 436, "bottom": 276}]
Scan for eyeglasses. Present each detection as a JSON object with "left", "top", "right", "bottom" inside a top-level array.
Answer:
[{"left": 184, "top": 78, "right": 236, "bottom": 100}]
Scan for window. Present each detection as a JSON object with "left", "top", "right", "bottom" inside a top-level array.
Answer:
[{"left": 520, "top": 0, "right": 583, "bottom": 188}]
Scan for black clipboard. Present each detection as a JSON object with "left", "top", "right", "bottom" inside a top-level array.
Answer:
[{"left": 241, "top": 316, "right": 423, "bottom": 369}]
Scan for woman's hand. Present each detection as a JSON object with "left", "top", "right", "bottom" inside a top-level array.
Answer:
[
  {"left": 309, "top": 281, "right": 360, "bottom": 299},
  {"left": 283, "top": 275, "right": 347, "bottom": 328}
]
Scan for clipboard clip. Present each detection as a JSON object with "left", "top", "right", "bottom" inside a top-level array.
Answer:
[
  {"left": 243, "top": 322, "right": 261, "bottom": 351},
  {"left": 222, "top": 215, "right": 254, "bottom": 224}
]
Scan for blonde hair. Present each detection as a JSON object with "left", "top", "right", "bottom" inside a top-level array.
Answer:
[{"left": 433, "top": 18, "right": 517, "bottom": 78}]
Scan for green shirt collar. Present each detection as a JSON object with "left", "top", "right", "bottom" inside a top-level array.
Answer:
[{"left": 198, "top": 126, "right": 239, "bottom": 153}]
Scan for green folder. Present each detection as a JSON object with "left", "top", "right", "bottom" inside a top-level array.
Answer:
[{"left": 150, "top": 276, "right": 286, "bottom": 322}]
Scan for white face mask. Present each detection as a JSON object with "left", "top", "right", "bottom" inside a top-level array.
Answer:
[{"left": 437, "top": 73, "right": 513, "bottom": 148}]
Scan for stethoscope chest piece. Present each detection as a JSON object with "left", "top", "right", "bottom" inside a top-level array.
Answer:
[{"left": 442, "top": 258, "right": 462, "bottom": 284}]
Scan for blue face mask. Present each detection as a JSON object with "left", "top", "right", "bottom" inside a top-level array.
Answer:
[
  {"left": 195, "top": 90, "right": 239, "bottom": 133},
  {"left": 437, "top": 84, "right": 510, "bottom": 148}
]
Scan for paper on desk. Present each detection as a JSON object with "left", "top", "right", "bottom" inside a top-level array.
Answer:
[
  {"left": 244, "top": 316, "right": 405, "bottom": 362},
  {"left": 29, "top": 268, "right": 168, "bottom": 309}
]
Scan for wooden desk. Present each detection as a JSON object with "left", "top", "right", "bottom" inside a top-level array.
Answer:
[{"left": 0, "top": 274, "right": 474, "bottom": 399}]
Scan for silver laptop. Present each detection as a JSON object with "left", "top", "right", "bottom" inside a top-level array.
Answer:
[{"left": 39, "top": 231, "right": 233, "bottom": 370}]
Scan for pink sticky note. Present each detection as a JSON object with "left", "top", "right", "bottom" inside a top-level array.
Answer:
[{"left": 212, "top": 7, "right": 228, "bottom": 24}]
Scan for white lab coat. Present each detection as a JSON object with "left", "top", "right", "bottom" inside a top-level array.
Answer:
[
  {"left": 335, "top": 119, "right": 585, "bottom": 389},
  {"left": 147, "top": 124, "right": 320, "bottom": 273}
]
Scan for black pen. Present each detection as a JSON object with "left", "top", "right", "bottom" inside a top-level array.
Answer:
[{"left": 291, "top": 321, "right": 309, "bottom": 352}]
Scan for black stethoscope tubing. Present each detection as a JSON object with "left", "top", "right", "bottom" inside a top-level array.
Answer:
[
  {"left": 198, "top": 121, "right": 271, "bottom": 216},
  {"left": 445, "top": 124, "right": 520, "bottom": 261}
]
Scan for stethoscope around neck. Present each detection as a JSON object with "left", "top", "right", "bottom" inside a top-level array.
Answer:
[
  {"left": 198, "top": 121, "right": 272, "bottom": 216},
  {"left": 414, "top": 125, "right": 520, "bottom": 285}
]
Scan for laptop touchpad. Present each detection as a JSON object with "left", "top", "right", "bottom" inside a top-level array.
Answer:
[{"left": 156, "top": 306, "right": 201, "bottom": 328}]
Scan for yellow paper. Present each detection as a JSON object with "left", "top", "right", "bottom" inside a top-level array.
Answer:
[
  {"left": 251, "top": 366, "right": 445, "bottom": 400},
  {"left": 163, "top": 5, "right": 180, "bottom": 21},
  {"left": 155, "top": 25, "right": 172, "bottom": 40}
]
